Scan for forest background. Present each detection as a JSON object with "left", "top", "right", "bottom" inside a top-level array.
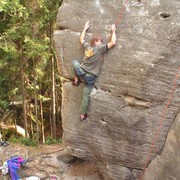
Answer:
[{"left": 0, "top": 0, "right": 63, "bottom": 145}]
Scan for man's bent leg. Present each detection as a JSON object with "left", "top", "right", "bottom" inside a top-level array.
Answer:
[
  {"left": 72, "top": 59, "right": 85, "bottom": 76},
  {"left": 80, "top": 85, "right": 93, "bottom": 115}
]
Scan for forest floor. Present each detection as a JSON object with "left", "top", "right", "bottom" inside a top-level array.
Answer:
[{"left": 0, "top": 142, "right": 103, "bottom": 180}]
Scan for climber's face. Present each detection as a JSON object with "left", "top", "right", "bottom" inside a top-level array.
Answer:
[
  {"left": 90, "top": 35, "right": 102, "bottom": 47},
  {"left": 94, "top": 39, "right": 102, "bottom": 46}
]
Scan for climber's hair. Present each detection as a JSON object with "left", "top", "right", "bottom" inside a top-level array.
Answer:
[{"left": 90, "top": 35, "right": 103, "bottom": 47}]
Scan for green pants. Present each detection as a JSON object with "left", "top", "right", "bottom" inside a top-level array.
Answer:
[{"left": 80, "top": 85, "right": 93, "bottom": 114}]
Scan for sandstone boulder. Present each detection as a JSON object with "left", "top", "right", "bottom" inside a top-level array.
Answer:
[
  {"left": 54, "top": 0, "right": 180, "bottom": 179},
  {"left": 142, "top": 112, "right": 180, "bottom": 180}
]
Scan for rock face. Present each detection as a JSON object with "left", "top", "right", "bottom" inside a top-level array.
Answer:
[
  {"left": 142, "top": 112, "right": 180, "bottom": 180},
  {"left": 54, "top": 0, "right": 180, "bottom": 179}
]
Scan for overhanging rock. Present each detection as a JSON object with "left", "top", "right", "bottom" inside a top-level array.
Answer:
[{"left": 54, "top": 0, "right": 180, "bottom": 179}]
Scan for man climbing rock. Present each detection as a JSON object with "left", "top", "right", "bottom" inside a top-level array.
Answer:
[{"left": 72, "top": 21, "right": 116, "bottom": 120}]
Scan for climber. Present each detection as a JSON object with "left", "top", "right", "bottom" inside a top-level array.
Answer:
[{"left": 72, "top": 21, "right": 116, "bottom": 120}]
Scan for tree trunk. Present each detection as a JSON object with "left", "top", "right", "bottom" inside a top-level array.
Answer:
[
  {"left": 29, "top": 104, "right": 34, "bottom": 138},
  {"left": 40, "top": 97, "right": 45, "bottom": 144},
  {"left": 33, "top": 59, "right": 39, "bottom": 144},
  {"left": 20, "top": 45, "right": 28, "bottom": 137},
  {"left": 51, "top": 57, "right": 56, "bottom": 139},
  {"left": 50, "top": 106, "right": 52, "bottom": 138},
  {"left": 49, "top": 4, "right": 56, "bottom": 139},
  {"left": 56, "top": 88, "right": 61, "bottom": 123}
]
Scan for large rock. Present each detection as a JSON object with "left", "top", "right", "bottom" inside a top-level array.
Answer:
[
  {"left": 142, "top": 112, "right": 180, "bottom": 180},
  {"left": 54, "top": 0, "right": 180, "bottom": 179}
]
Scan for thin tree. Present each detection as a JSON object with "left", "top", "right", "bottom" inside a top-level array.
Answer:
[{"left": 19, "top": 43, "right": 28, "bottom": 137}]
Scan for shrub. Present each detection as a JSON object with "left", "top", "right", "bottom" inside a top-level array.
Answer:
[
  {"left": 9, "top": 137, "right": 37, "bottom": 147},
  {"left": 45, "top": 137, "right": 62, "bottom": 145}
]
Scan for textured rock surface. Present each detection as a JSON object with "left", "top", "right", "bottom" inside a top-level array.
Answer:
[
  {"left": 0, "top": 144, "right": 102, "bottom": 180},
  {"left": 54, "top": 0, "right": 180, "bottom": 179},
  {"left": 142, "top": 112, "right": 180, "bottom": 180}
]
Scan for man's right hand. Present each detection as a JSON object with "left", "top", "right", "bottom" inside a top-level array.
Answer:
[
  {"left": 111, "top": 24, "right": 116, "bottom": 32},
  {"left": 84, "top": 21, "right": 90, "bottom": 31},
  {"left": 80, "top": 21, "right": 90, "bottom": 44}
]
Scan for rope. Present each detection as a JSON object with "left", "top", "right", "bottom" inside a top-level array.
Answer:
[
  {"left": 114, "top": 0, "right": 129, "bottom": 27},
  {"left": 139, "top": 67, "right": 180, "bottom": 180}
]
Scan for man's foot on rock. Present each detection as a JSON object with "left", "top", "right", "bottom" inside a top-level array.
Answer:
[
  {"left": 72, "top": 77, "right": 79, "bottom": 86},
  {"left": 80, "top": 113, "right": 87, "bottom": 121},
  {"left": 72, "top": 80, "right": 79, "bottom": 86}
]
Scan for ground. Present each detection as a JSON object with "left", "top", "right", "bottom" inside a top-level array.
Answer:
[{"left": 0, "top": 142, "right": 103, "bottom": 180}]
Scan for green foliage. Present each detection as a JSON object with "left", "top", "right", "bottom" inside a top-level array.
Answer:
[
  {"left": 24, "top": 37, "right": 49, "bottom": 59},
  {"left": 0, "top": 0, "right": 63, "bottom": 141},
  {"left": 0, "top": 0, "right": 52, "bottom": 108},
  {"left": 45, "top": 137, "right": 62, "bottom": 145},
  {"left": 0, "top": 100, "right": 9, "bottom": 110},
  {"left": 9, "top": 137, "right": 37, "bottom": 147}
]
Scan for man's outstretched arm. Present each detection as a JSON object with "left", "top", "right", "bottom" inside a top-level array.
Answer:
[
  {"left": 108, "top": 24, "right": 116, "bottom": 49},
  {"left": 80, "top": 21, "right": 90, "bottom": 45}
]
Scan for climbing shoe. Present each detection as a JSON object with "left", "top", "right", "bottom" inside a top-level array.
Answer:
[
  {"left": 72, "top": 80, "right": 79, "bottom": 86},
  {"left": 80, "top": 113, "right": 87, "bottom": 121}
]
